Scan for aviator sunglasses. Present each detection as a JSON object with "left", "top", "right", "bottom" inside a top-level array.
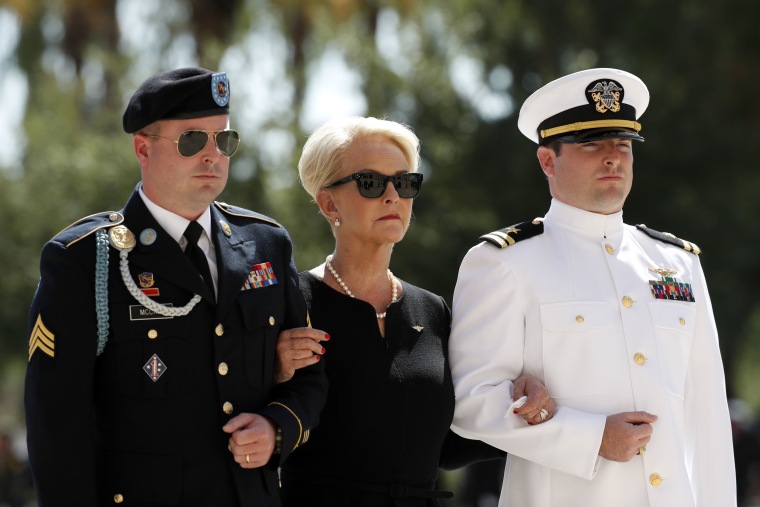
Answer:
[
  {"left": 146, "top": 129, "right": 241, "bottom": 158},
  {"left": 325, "top": 172, "right": 423, "bottom": 199}
]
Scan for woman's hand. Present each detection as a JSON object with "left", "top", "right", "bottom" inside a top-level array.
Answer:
[
  {"left": 513, "top": 374, "right": 556, "bottom": 425},
  {"left": 273, "top": 327, "right": 329, "bottom": 384}
]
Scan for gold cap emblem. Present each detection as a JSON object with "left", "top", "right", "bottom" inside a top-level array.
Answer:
[{"left": 587, "top": 79, "right": 623, "bottom": 113}]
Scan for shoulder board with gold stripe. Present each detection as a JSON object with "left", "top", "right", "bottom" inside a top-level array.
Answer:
[
  {"left": 214, "top": 201, "right": 281, "bottom": 228},
  {"left": 635, "top": 224, "right": 701, "bottom": 255},
  {"left": 56, "top": 211, "right": 125, "bottom": 248},
  {"left": 480, "top": 218, "right": 544, "bottom": 249}
]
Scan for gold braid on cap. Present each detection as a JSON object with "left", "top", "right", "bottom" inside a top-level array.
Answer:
[{"left": 541, "top": 119, "right": 642, "bottom": 139}]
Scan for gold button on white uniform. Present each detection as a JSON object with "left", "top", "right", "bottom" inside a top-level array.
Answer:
[
  {"left": 218, "top": 362, "right": 229, "bottom": 376},
  {"left": 268, "top": 316, "right": 275, "bottom": 326},
  {"left": 604, "top": 243, "right": 614, "bottom": 255},
  {"left": 215, "top": 324, "right": 224, "bottom": 336},
  {"left": 634, "top": 352, "right": 646, "bottom": 365},
  {"left": 679, "top": 318, "right": 686, "bottom": 326},
  {"left": 649, "top": 473, "right": 662, "bottom": 487},
  {"left": 114, "top": 494, "right": 124, "bottom": 503},
  {"left": 622, "top": 296, "right": 634, "bottom": 308},
  {"left": 223, "top": 401, "right": 233, "bottom": 414},
  {"left": 147, "top": 329, "right": 158, "bottom": 340},
  {"left": 576, "top": 315, "right": 584, "bottom": 324}
]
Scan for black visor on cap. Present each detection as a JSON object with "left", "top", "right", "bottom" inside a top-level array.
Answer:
[{"left": 555, "top": 127, "right": 645, "bottom": 144}]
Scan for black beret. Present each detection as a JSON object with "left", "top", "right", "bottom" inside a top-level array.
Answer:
[{"left": 122, "top": 67, "right": 231, "bottom": 133}]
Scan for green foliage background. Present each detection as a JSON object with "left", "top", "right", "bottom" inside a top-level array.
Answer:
[{"left": 1, "top": 0, "right": 759, "bottom": 483}]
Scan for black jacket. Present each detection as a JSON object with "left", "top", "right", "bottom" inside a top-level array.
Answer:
[
  {"left": 280, "top": 272, "right": 501, "bottom": 507},
  {"left": 25, "top": 186, "right": 327, "bottom": 506}
]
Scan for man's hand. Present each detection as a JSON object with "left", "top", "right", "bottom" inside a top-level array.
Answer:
[
  {"left": 513, "top": 374, "right": 556, "bottom": 425},
  {"left": 599, "top": 411, "right": 658, "bottom": 462},
  {"left": 274, "top": 327, "right": 329, "bottom": 384},
  {"left": 223, "top": 413, "right": 278, "bottom": 468}
]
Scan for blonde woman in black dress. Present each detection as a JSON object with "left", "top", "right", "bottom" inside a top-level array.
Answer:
[{"left": 275, "top": 117, "right": 554, "bottom": 506}]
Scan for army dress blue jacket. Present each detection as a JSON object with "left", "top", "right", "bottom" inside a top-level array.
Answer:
[{"left": 25, "top": 185, "right": 327, "bottom": 507}]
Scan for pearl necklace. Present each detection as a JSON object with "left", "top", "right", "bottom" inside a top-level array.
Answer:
[{"left": 325, "top": 255, "right": 398, "bottom": 319}]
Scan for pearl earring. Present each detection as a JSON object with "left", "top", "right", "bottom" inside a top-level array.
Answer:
[{"left": 334, "top": 218, "right": 341, "bottom": 227}]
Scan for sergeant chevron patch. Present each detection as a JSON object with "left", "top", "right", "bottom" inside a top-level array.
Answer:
[{"left": 29, "top": 314, "right": 55, "bottom": 360}]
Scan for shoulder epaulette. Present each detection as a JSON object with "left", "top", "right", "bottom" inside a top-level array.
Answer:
[
  {"left": 635, "top": 224, "right": 701, "bottom": 255},
  {"left": 480, "top": 218, "right": 544, "bottom": 249},
  {"left": 56, "top": 211, "right": 125, "bottom": 248},
  {"left": 50, "top": 211, "right": 125, "bottom": 357},
  {"left": 214, "top": 201, "right": 281, "bottom": 228}
]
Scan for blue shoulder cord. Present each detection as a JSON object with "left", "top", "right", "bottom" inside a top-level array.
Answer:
[{"left": 95, "top": 229, "right": 110, "bottom": 356}]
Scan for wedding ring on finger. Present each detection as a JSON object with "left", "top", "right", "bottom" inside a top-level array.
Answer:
[
  {"left": 539, "top": 408, "right": 549, "bottom": 421},
  {"left": 245, "top": 454, "right": 250, "bottom": 464}
]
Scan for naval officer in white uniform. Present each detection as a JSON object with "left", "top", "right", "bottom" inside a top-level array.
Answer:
[{"left": 449, "top": 68, "right": 736, "bottom": 507}]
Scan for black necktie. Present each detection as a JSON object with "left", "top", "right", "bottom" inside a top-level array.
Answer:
[{"left": 183, "top": 221, "right": 215, "bottom": 297}]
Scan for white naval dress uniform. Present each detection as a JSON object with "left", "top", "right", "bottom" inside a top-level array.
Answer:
[{"left": 449, "top": 199, "right": 736, "bottom": 507}]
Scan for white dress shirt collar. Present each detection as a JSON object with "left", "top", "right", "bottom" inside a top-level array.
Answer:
[
  {"left": 544, "top": 198, "right": 624, "bottom": 239},
  {"left": 138, "top": 184, "right": 212, "bottom": 247}
]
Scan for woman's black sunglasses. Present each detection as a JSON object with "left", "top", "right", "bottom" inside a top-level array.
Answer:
[
  {"left": 325, "top": 172, "right": 423, "bottom": 199},
  {"left": 146, "top": 129, "right": 240, "bottom": 158}
]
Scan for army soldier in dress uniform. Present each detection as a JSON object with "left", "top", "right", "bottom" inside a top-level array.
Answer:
[
  {"left": 448, "top": 68, "right": 736, "bottom": 506},
  {"left": 24, "top": 67, "right": 327, "bottom": 506}
]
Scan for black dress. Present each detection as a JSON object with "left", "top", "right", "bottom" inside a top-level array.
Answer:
[{"left": 280, "top": 272, "right": 500, "bottom": 507}]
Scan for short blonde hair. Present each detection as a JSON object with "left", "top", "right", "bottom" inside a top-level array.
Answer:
[{"left": 298, "top": 116, "right": 420, "bottom": 200}]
